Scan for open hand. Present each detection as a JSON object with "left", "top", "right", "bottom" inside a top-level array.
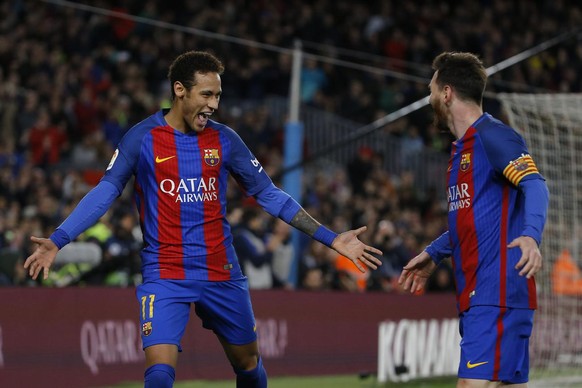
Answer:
[
  {"left": 331, "top": 226, "right": 383, "bottom": 272},
  {"left": 23, "top": 236, "right": 59, "bottom": 280},
  {"left": 398, "top": 251, "right": 436, "bottom": 293}
]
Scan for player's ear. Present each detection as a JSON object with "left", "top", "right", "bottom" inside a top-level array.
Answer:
[
  {"left": 174, "top": 81, "right": 186, "bottom": 98},
  {"left": 443, "top": 85, "right": 452, "bottom": 104}
]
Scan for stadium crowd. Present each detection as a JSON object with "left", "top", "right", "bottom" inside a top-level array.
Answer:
[{"left": 0, "top": 0, "right": 580, "bottom": 291}]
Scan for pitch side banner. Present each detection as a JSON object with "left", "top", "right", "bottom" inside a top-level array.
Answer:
[{"left": 0, "top": 288, "right": 456, "bottom": 387}]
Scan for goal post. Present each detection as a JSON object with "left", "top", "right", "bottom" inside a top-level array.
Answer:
[{"left": 497, "top": 93, "right": 582, "bottom": 378}]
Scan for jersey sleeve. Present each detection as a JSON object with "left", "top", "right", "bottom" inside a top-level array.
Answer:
[
  {"left": 425, "top": 231, "right": 452, "bottom": 265},
  {"left": 479, "top": 122, "right": 543, "bottom": 186},
  {"left": 50, "top": 180, "right": 120, "bottom": 248},
  {"left": 101, "top": 125, "right": 143, "bottom": 192},
  {"left": 518, "top": 178, "right": 549, "bottom": 245},
  {"left": 224, "top": 127, "right": 272, "bottom": 196}
]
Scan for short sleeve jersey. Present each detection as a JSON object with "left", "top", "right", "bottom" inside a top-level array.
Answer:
[{"left": 102, "top": 110, "right": 272, "bottom": 282}]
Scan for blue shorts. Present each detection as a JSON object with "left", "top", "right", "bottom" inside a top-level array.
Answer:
[
  {"left": 458, "top": 306, "right": 534, "bottom": 383},
  {"left": 136, "top": 278, "right": 257, "bottom": 351}
]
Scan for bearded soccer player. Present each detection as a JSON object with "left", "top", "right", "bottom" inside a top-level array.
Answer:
[
  {"left": 24, "top": 50, "right": 382, "bottom": 388},
  {"left": 399, "top": 52, "right": 549, "bottom": 387}
]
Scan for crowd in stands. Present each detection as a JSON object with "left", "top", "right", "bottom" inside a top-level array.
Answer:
[{"left": 0, "top": 0, "right": 580, "bottom": 291}]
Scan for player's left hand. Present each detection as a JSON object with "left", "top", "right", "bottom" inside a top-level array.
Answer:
[
  {"left": 331, "top": 226, "right": 383, "bottom": 273},
  {"left": 508, "top": 235, "right": 542, "bottom": 278}
]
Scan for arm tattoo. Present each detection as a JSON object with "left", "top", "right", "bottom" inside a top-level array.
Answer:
[{"left": 289, "top": 208, "right": 320, "bottom": 236}]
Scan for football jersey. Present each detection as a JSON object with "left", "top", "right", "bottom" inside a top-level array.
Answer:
[
  {"left": 102, "top": 110, "right": 272, "bottom": 282},
  {"left": 441, "top": 113, "right": 542, "bottom": 312}
]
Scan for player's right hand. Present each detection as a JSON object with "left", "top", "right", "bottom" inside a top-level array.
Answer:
[
  {"left": 24, "top": 236, "right": 59, "bottom": 280},
  {"left": 398, "top": 251, "right": 436, "bottom": 293}
]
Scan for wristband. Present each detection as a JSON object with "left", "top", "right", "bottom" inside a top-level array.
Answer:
[
  {"left": 313, "top": 225, "right": 338, "bottom": 247},
  {"left": 49, "top": 228, "right": 71, "bottom": 249}
]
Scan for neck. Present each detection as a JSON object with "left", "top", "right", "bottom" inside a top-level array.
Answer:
[
  {"left": 164, "top": 107, "right": 188, "bottom": 133},
  {"left": 449, "top": 104, "right": 483, "bottom": 139}
]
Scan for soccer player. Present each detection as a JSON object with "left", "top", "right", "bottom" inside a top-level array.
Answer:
[
  {"left": 399, "top": 52, "right": 549, "bottom": 387},
  {"left": 24, "top": 50, "right": 383, "bottom": 388}
]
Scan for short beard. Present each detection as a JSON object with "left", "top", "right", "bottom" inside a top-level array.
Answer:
[{"left": 432, "top": 102, "right": 450, "bottom": 133}]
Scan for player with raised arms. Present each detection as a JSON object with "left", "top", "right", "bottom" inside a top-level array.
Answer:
[{"left": 24, "top": 50, "right": 382, "bottom": 388}]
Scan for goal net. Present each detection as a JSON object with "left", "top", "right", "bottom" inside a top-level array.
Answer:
[{"left": 497, "top": 93, "right": 582, "bottom": 382}]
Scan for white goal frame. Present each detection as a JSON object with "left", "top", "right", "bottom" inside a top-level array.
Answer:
[{"left": 498, "top": 93, "right": 582, "bottom": 382}]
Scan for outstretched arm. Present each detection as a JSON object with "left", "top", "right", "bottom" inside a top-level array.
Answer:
[
  {"left": 24, "top": 180, "right": 120, "bottom": 280},
  {"left": 253, "top": 183, "right": 382, "bottom": 272},
  {"left": 398, "top": 251, "right": 437, "bottom": 293},
  {"left": 288, "top": 208, "right": 382, "bottom": 272}
]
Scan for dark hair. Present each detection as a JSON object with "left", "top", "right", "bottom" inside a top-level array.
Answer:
[
  {"left": 432, "top": 52, "right": 487, "bottom": 105},
  {"left": 167, "top": 50, "right": 225, "bottom": 98}
]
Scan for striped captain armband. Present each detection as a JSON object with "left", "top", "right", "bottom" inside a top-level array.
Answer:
[
  {"left": 313, "top": 225, "right": 338, "bottom": 248},
  {"left": 503, "top": 153, "right": 540, "bottom": 186}
]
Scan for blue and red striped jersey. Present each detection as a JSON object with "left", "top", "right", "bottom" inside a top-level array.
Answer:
[
  {"left": 102, "top": 110, "right": 272, "bottom": 282},
  {"left": 430, "top": 113, "right": 544, "bottom": 312}
]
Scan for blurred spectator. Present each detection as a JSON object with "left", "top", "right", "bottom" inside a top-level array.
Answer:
[
  {"left": 302, "top": 267, "right": 326, "bottom": 291},
  {"left": 373, "top": 220, "right": 409, "bottom": 273},
  {"left": 299, "top": 240, "right": 336, "bottom": 291},
  {"left": 22, "top": 109, "right": 68, "bottom": 168},
  {"left": 347, "top": 146, "right": 375, "bottom": 196},
  {"left": 301, "top": 58, "right": 327, "bottom": 104},
  {"left": 79, "top": 210, "right": 142, "bottom": 286},
  {"left": 4, "top": 0, "right": 580, "bottom": 290},
  {"left": 233, "top": 207, "right": 289, "bottom": 289},
  {"left": 268, "top": 219, "right": 295, "bottom": 290},
  {"left": 0, "top": 248, "right": 25, "bottom": 285},
  {"left": 426, "top": 260, "right": 455, "bottom": 293},
  {"left": 333, "top": 254, "right": 369, "bottom": 292}
]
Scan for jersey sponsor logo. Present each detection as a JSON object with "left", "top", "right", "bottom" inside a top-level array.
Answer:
[
  {"left": 106, "top": 149, "right": 119, "bottom": 171},
  {"left": 155, "top": 155, "right": 176, "bottom": 163},
  {"left": 460, "top": 153, "right": 471, "bottom": 172},
  {"left": 142, "top": 321, "right": 152, "bottom": 336},
  {"left": 447, "top": 183, "right": 471, "bottom": 212},
  {"left": 204, "top": 148, "right": 220, "bottom": 166},
  {"left": 466, "top": 360, "right": 488, "bottom": 369},
  {"left": 159, "top": 177, "right": 218, "bottom": 203}
]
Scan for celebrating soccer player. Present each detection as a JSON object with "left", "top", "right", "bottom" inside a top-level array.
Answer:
[
  {"left": 399, "top": 52, "right": 549, "bottom": 387},
  {"left": 24, "top": 50, "right": 382, "bottom": 388}
]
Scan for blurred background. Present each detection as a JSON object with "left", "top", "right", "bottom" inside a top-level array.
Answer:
[
  {"left": 3, "top": 0, "right": 580, "bottom": 291},
  {"left": 0, "top": 0, "right": 581, "bottom": 386}
]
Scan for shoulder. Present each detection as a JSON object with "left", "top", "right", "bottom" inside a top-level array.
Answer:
[
  {"left": 207, "top": 119, "right": 240, "bottom": 139},
  {"left": 122, "top": 111, "right": 166, "bottom": 143},
  {"left": 206, "top": 119, "right": 249, "bottom": 150},
  {"left": 474, "top": 113, "right": 524, "bottom": 145},
  {"left": 118, "top": 110, "right": 167, "bottom": 151},
  {"left": 474, "top": 113, "right": 532, "bottom": 172}
]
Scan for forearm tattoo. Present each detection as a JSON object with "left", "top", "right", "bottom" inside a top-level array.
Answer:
[{"left": 289, "top": 208, "right": 320, "bottom": 236}]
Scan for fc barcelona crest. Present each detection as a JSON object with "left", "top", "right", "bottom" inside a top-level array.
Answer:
[
  {"left": 142, "top": 322, "right": 152, "bottom": 336},
  {"left": 204, "top": 149, "right": 220, "bottom": 166},
  {"left": 460, "top": 153, "right": 471, "bottom": 172},
  {"left": 511, "top": 158, "right": 529, "bottom": 172}
]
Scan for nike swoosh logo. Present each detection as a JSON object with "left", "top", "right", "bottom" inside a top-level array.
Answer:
[
  {"left": 466, "top": 361, "right": 489, "bottom": 369},
  {"left": 155, "top": 155, "right": 176, "bottom": 163}
]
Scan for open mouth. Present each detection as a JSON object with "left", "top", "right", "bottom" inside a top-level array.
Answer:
[{"left": 195, "top": 112, "right": 213, "bottom": 129}]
